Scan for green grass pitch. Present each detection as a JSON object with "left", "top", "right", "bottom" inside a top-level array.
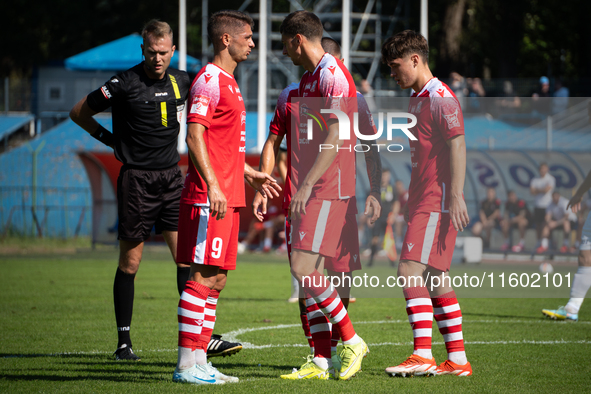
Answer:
[{"left": 1, "top": 244, "right": 590, "bottom": 393}]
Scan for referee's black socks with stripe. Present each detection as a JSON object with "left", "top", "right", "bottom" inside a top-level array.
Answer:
[
  {"left": 177, "top": 266, "right": 191, "bottom": 296},
  {"left": 114, "top": 268, "right": 135, "bottom": 348}
]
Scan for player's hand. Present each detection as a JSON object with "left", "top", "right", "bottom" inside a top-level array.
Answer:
[
  {"left": 252, "top": 191, "right": 267, "bottom": 222},
  {"left": 208, "top": 184, "right": 227, "bottom": 220},
  {"left": 290, "top": 186, "right": 312, "bottom": 220},
  {"left": 449, "top": 195, "right": 470, "bottom": 232},
  {"left": 364, "top": 195, "right": 381, "bottom": 225},
  {"left": 567, "top": 194, "right": 583, "bottom": 213},
  {"left": 403, "top": 204, "right": 410, "bottom": 223},
  {"left": 245, "top": 171, "right": 282, "bottom": 199}
]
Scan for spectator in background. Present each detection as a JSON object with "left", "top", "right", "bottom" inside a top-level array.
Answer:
[
  {"left": 537, "top": 191, "right": 577, "bottom": 254},
  {"left": 391, "top": 180, "right": 408, "bottom": 247},
  {"left": 497, "top": 80, "right": 521, "bottom": 110},
  {"left": 552, "top": 78, "right": 570, "bottom": 114},
  {"left": 530, "top": 163, "right": 556, "bottom": 250},
  {"left": 471, "top": 187, "right": 501, "bottom": 248},
  {"left": 238, "top": 205, "right": 285, "bottom": 253},
  {"left": 500, "top": 190, "right": 530, "bottom": 252},
  {"left": 532, "top": 76, "right": 551, "bottom": 116},
  {"left": 467, "top": 77, "right": 486, "bottom": 111},
  {"left": 359, "top": 79, "right": 377, "bottom": 113},
  {"left": 449, "top": 72, "right": 467, "bottom": 98},
  {"left": 367, "top": 169, "right": 395, "bottom": 267}
]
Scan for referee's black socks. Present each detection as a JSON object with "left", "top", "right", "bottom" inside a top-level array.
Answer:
[{"left": 114, "top": 268, "right": 135, "bottom": 348}]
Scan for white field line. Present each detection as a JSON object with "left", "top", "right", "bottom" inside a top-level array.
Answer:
[{"left": 3, "top": 319, "right": 589, "bottom": 357}]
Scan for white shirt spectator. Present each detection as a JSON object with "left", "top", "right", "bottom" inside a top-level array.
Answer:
[
  {"left": 530, "top": 173, "right": 555, "bottom": 208},
  {"left": 546, "top": 196, "right": 577, "bottom": 222}
]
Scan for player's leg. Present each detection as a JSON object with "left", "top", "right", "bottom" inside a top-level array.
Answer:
[
  {"left": 513, "top": 217, "right": 528, "bottom": 252},
  {"left": 537, "top": 220, "right": 553, "bottom": 253},
  {"left": 162, "top": 230, "right": 191, "bottom": 296},
  {"left": 560, "top": 220, "right": 572, "bottom": 252},
  {"left": 386, "top": 211, "right": 437, "bottom": 376},
  {"left": 385, "top": 259, "right": 437, "bottom": 376},
  {"left": 174, "top": 204, "right": 236, "bottom": 385},
  {"left": 500, "top": 218, "right": 511, "bottom": 251},
  {"left": 427, "top": 213, "right": 471, "bottom": 376},
  {"left": 543, "top": 213, "right": 591, "bottom": 321}
]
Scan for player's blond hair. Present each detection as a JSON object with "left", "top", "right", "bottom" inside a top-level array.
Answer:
[{"left": 141, "top": 20, "right": 174, "bottom": 43}]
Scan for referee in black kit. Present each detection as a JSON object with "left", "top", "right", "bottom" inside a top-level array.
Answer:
[{"left": 70, "top": 20, "right": 241, "bottom": 360}]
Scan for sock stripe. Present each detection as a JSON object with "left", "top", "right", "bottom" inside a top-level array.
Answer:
[
  {"left": 433, "top": 304, "right": 460, "bottom": 314},
  {"left": 409, "top": 312, "right": 433, "bottom": 322},
  {"left": 406, "top": 297, "right": 433, "bottom": 307}
]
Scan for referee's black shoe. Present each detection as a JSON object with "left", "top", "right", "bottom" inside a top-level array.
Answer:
[
  {"left": 114, "top": 344, "right": 141, "bottom": 361},
  {"left": 207, "top": 334, "right": 243, "bottom": 358}
]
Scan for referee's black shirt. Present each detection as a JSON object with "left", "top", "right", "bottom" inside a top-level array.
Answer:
[{"left": 87, "top": 62, "right": 191, "bottom": 170}]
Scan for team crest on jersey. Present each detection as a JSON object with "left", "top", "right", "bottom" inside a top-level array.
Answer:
[
  {"left": 101, "top": 86, "right": 112, "bottom": 99},
  {"left": 204, "top": 74, "right": 213, "bottom": 84},
  {"left": 190, "top": 95, "right": 211, "bottom": 116},
  {"left": 443, "top": 109, "right": 461, "bottom": 129},
  {"left": 228, "top": 85, "right": 234, "bottom": 93}
]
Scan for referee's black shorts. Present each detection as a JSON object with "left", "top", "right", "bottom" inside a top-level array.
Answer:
[{"left": 117, "top": 165, "right": 183, "bottom": 242}]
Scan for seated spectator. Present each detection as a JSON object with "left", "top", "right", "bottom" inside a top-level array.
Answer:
[
  {"left": 500, "top": 190, "right": 530, "bottom": 252},
  {"left": 238, "top": 205, "right": 285, "bottom": 253},
  {"left": 471, "top": 187, "right": 501, "bottom": 248},
  {"left": 467, "top": 77, "right": 486, "bottom": 111},
  {"left": 536, "top": 191, "right": 577, "bottom": 254},
  {"left": 532, "top": 76, "right": 551, "bottom": 116},
  {"left": 391, "top": 180, "right": 408, "bottom": 248},
  {"left": 497, "top": 80, "right": 521, "bottom": 112},
  {"left": 552, "top": 78, "right": 569, "bottom": 114}
]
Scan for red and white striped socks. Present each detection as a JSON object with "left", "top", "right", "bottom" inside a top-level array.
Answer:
[
  {"left": 403, "top": 287, "right": 433, "bottom": 359},
  {"left": 432, "top": 290, "right": 467, "bottom": 365},
  {"left": 177, "top": 281, "right": 213, "bottom": 370}
]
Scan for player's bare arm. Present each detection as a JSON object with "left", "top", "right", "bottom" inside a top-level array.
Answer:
[
  {"left": 253, "top": 133, "right": 282, "bottom": 221},
  {"left": 568, "top": 169, "right": 591, "bottom": 213},
  {"left": 447, "top": 134, "right": 469, "bottom": 231},
  {"left": 69, "top": 96, "right": 114, "bottom": 148},
  {"left": 244, "top": 162, "right": 281, "bottom": 200},
  {"left": 290, "top": 119, "right": 342, "bottom": 219},
  {"left": 363, "top": 145, "right": 382, "bottom": 224},
  {"left": 186, "top": 122, "right": 227, "bottom": 220}
]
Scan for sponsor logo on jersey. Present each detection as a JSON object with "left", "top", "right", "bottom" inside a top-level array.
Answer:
[
  {"left": 310, "top": 81, "right": 317, "bottom": 92},
  {"left": 195, "top": 319, "right": 204, "bottom": 326},
  {"left": 101, "top": 86, "right": 112, "bottom": 99},
  {"left": 190, "top": 95, "right": 211, "bottom": 116},
  {"left": 407, "top": 243, "right": 415, "bottom": 251},
  {"left": 155, "top": 92, "right": 168, "bottom": 97},
  {"left": 110, "top": 78, "right": 119, "bottom": 83},
  {"left": 204, "top": 74, "right": 213, "bottom": 84},
  {"left": 305, "top": 83, "right": 312, "bottom": 91},
  {"left": 228, "top": 85, "right": 234, "bottom": 93},
  {"left": 241, "top": 111, "right": 246, "bottom": 125},
  {"left": 437, "top": 88, "right": 445, "bottom": 97},
  {"left": 299, "top": 231, "right": 306, "bottom": 241},
  {"left": 443, "top": 109, "right": 461, "bottom": 129},
  {"left": 327, "top": 65, "right": 336, "bottom": 74}
]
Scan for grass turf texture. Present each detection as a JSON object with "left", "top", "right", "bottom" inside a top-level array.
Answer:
[{"left": 1, "top": 245, "right": 590, "bottom": 393}]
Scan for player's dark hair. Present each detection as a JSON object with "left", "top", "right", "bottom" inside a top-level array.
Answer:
[
  {"left": 142, "top": 20, "right": 174, "bottom": 43},
  {"left": 381, "top": 30, "right": 429, "bottom": 64},
  {"left": 321, "top": 37, "right": 341, "bottom": 58},
  {"left": 208, "top": 10, "right": 254, "bottom": 45},
  {"left": 280, "top": 10, "right": 323, "bottom": 41}
]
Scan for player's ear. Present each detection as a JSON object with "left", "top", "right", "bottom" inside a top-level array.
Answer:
[
  {"left": 222, "top": 32, "right": 231, "bottom": 48},
  {"left": 171, "top": 44, "right": 176, "bottom": 55}
]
